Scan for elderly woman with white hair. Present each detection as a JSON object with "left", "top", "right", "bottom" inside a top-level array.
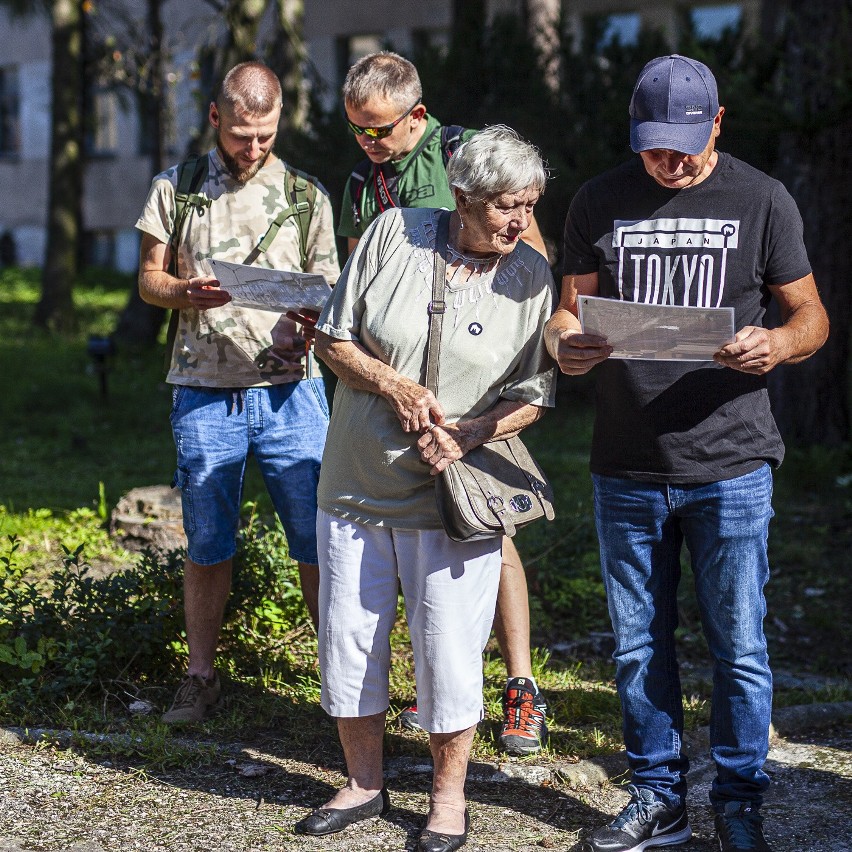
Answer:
[{"left": 294, "top": 126, "right": 556, "bottom": 852}]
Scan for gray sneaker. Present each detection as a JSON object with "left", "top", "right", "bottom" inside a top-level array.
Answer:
[
  {"left": 161, "top": 672, "right": 221, "bottom": 723},
  {"left": 583, "top": 785, "right": 691, "bottom": 851}
]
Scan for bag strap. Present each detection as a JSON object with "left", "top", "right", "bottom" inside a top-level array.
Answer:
[
  {"left": 425, "top": 210, "right": 451, "bottom": 397},
  {"left": 348, "top": 160, "right": 371, "bottom": 229},
  {"left": 169, "top": 155, "right": 212, "bottom": 274},
  {"left": 351, "top": 125, "right": 441, "bottom": 229}
]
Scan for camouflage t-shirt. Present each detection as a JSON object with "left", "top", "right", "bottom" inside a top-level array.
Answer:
[{"left": 135, "top": 149, "right": 340, "bottom": 388}]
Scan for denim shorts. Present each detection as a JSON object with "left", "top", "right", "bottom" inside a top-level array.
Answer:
[{"left": 170, "top": 380, "right": 329, "bottom": 565}]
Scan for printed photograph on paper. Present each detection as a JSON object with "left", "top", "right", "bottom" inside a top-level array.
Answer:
[
  {"left": 209, "top": 259, "right": 332, "bottom": 313},
  {"left": 579, "top": 295, "right": 735, "bottom": 361}
]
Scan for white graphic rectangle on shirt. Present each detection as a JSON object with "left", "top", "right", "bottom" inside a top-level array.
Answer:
[{"left": 611, "top": 217, "right": 741, "bottom": 307}]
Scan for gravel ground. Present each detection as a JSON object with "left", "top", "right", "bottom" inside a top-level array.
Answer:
[{"left": 0, "top": 709, "right": 849, "bottom": 852}]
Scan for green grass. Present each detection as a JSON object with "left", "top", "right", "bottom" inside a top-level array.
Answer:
[
  {"left": 1, "top": 268, "right": 849, "bottom": 770},
  {"left": 0, "top": 267, "right": 174, "bottom": 515}
]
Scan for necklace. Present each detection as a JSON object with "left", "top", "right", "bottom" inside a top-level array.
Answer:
[
  {"left": 445, "top": 213, "right": 502, "bottom": 271},
  {"left": 445, "top": 240, "right": 502, "bottom": 271}
]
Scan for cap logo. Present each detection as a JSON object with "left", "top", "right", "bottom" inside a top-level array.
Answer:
[{"left": 685, "top": 104, "right": 705, "bottom": 115}]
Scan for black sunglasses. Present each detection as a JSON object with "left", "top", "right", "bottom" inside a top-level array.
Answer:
[{"left": 346, "top": 100, "right": 420, "bottom": 139}]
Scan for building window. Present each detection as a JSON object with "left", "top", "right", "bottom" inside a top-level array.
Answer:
[
  {"left": 0, "top": 67, "right": 20, "bottom": 156},
  {"left": 85, "top": 87, "right": 119, "bottom": 156},
  {"left": 336, "top": 33, "right": 384, "bottom": 86},
  {"left": 691, "top": 4, "right": 742, "bottom": 39},
  {"left": 84, "top": 229, "right": 115, "bottom": 268},
  {"left": 594, "top": 13, "right": 641, "bottom": 48}
]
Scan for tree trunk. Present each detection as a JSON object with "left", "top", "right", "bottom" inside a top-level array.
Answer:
[
  {"left": 192, "top": 0, "right": 269, "bottom": 154},
  {"left": 146, "top": 0, "right": 165, "bottom": 176},
  {"left": 268, "top": 0, "right": 306, "bottom": 132},
  {"left": 114, "top": 0, "right": 167, "bottom": 345},
  {"left": 522, "top": 0, "right": 561, "bottom": 94},
  {"left": 35, "top": 0, "right": 83, "bottom": 332},
  {"left": 444, "top": 0, "right": 488, "bottom": 117},
  {"left": 765, "top": 0, "right": 852, "bottom": 445}
]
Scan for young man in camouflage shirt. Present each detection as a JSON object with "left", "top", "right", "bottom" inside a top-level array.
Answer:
[{"left": 136, "top": 61, "right": 339, "bottom": 723}]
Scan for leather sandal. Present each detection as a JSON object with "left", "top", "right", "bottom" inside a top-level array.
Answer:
[
  {"left": 294, "top": 787, "right": 390, "bottom": 836},
  {"left": 416, "top": 808, "right": 470, "bottom": 852}
]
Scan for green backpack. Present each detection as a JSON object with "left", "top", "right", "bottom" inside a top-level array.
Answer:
[{"left": 164, "top": 153, "right": 318, "bottom": 365}]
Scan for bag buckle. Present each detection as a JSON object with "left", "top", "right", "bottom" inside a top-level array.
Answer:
[{"left": 428, "top": 300, "right": 446, "bottom": 315}]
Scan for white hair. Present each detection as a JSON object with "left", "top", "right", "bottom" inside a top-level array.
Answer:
[{"left": 446, "top": 125, "right": 547, "bottom": 201}]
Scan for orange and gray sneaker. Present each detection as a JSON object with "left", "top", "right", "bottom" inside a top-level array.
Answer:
[
  {"left": 499, "top": 677, "right": 548, "bottom": 755},
  {"left": 161, "top": 672, "right": 221, "bottom": 723}
]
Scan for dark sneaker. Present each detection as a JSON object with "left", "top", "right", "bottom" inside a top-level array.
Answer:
[
  {"left": 583, "top": 785, "right": 691, "bottom": 851},
  {"left": 499, "top": 677, "right": 548, "bottom": 755},
  {"left": 161, "top": 672, "right": 221, "bottom": 723},
  {"left": 399, "top": 704, "right": 423, "bottom": 732},
  {"left": 714, "top": 801, "right": 771, "bottom": 851}
]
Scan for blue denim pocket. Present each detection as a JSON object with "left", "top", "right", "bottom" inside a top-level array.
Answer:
[
  {"left": 169, "top": 385, "right": 189, "bottom": 422},
  {"left": 171, "top": 466, "right": 195, "bottom": 535},
  {"left": 307, "top": 377, "right": 330, "bottom": 420}
]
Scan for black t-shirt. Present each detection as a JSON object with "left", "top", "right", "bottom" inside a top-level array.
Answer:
[{"left": 563, "top": 152, "right": 812, "bottom": 484}]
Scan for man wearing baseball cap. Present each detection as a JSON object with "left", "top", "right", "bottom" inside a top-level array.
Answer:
[{"left": 545, "top": 55, "right": 828, "bottom": 852}]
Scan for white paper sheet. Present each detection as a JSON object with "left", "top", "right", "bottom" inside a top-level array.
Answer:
[
  {"left": 209, "top": 259, "right": 332, "bottom": 313},
  {"left": 578, "top": 296, "right": 735, "bottom": 361}
]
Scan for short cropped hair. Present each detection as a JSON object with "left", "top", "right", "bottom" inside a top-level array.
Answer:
[
  {"left": 447, "top": 125, "right": 548, "bottom": 201},
  {"left": 342, "top": 51, "right": 422, "bottom": 110},
  {"left": 216, "top": 61, "right": 283, "bottom": 116}
]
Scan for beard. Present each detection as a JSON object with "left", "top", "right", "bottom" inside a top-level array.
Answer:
[{"left": 217, "top": 134, "right": 272, "bottom": 184}]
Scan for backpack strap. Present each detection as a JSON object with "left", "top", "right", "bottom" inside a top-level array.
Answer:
[
  {"left": 349, "top": 160, "right": 372, "bottom": 229},
  {"left": 164, "top": 154, "right": 211, "bottom": 368},
  {"left": 440, "top": 125, "right": 466, "bottom": 166},
  {"left": 168, "top": 155, "right": 212, "bottom": 276},
  {"left": 242, "top": 165, "right": 317, "bottom": 268}
]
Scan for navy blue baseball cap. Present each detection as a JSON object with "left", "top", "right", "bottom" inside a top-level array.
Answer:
[{"left": 629, "top": 55, "right": 719, "bottom": 155}]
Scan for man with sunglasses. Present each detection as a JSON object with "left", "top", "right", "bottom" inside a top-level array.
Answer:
[{"left": 337, "top": 50, "right": 550, "bottom": 757}]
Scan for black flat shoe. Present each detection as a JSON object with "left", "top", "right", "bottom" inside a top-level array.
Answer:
[
  {"left": 416, "top": 809, "right": 470, "bottom": 852},
  {"left": 294, "top": 787, "right": 390, "bottom": 836}
]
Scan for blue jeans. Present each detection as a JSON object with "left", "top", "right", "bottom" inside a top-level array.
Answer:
[
  {"left": 593, "top": 465, "right": 774, "bottom": 811},
  {"left": 170, "top": 380, "right": 329, "bottom": 565}
]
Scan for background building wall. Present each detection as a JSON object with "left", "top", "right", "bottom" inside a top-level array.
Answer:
[{"left": 0, "top": 0, "right": 758, "bottom": 272}]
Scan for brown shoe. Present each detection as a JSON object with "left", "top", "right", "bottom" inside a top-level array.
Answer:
[{"left": 161, "top": 672, "right": 221, "bottom": 723}]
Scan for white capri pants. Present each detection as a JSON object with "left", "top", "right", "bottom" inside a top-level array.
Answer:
[{"left": 317, "top": 508, "right": 503, "bottom": 733}]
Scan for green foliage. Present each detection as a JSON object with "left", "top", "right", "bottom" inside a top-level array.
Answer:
[
  {"left": 0, "top": 535, "right": 183, "bottom": 708},
  {"left": 0, "top": 511, "right": 313, "bottom": 721}
]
